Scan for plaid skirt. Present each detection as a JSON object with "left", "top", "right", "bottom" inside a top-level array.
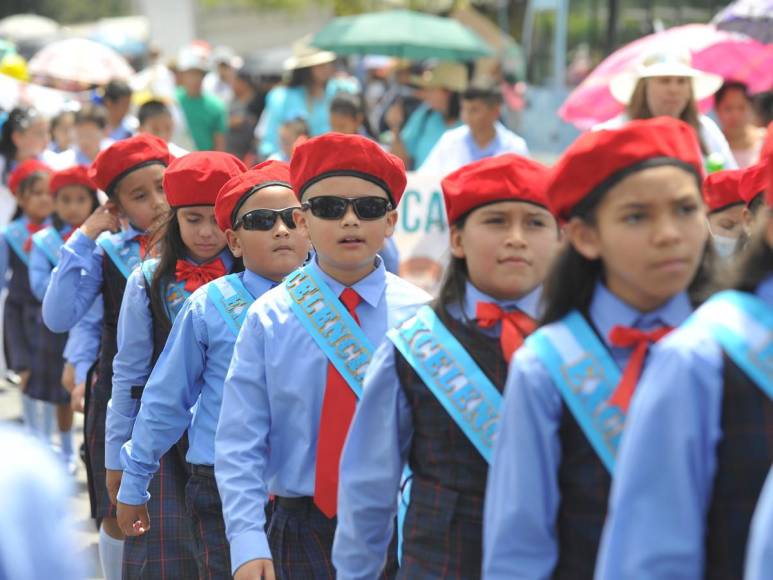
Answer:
[
  {"left": 122, "top": 439, "right": 198, "bottom": 579},
  {"left": 25, "top": 322, "right": 69, "bottom": 404},
  {"left": 185, "top": 464, "right": 231, "bottom": 580},
  {"left": 399, "top": 477, "right": 484, "bottom": 579},
  {"left": 3, "top": 298, "right": 39, "bottom": 373},
  {"left": 84, "top": 369, "right": 115, "bottom": 522}
]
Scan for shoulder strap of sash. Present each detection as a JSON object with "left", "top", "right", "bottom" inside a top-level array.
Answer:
[
  {"left": 694, "top": 290, "right": 773, "bottom": 399},
  {"left": 140, "top": 258, "right": 158, "bottom": 286},
  {"left": 207, "top": 274, "right": 255, "bottom": 336},
  {"left": 98, "top": 234, "right": 141, "bottom": 279},
  {"left": 284, "top": 264, "right": 373, "bottom": 399},
  {"left": 4, "top": 219, "right": 30, "bottom": 266},
  {"left": 140, "top": 258, "right": 191, "bottom": 323},
  {"left": 387, "top": 305, "right": 502, "bottom": 463},
  {"left": 32, "top": 227, "right": 65, "bottom": 266},
  {"left": 527, "top": 311, "right": 624, "bottom": 473}
]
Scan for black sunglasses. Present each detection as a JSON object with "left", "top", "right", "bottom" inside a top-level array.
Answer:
[
  {"left": 234, "top": 207, "right": 298, "bottom": 231},
  {"left": 301, "top": 196, "right": 393, "bottom": 221}
]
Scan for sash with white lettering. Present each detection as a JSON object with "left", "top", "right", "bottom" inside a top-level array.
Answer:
[
  {"left": 207, "top": 274, "right": 255, "bottom": 336},
  {"left": 527, "top": 311, "right": 625, "bottom": 473},
  {"left": 3, "top": 219, "right": 31, "bottom": 266},
  {"left": 98, "top": 232, "right": 142, "bottom": 279},
  {"left": 387, "top": 305, "right": 502, "bottom": 463},
  {"left": 31, "top": 227, "right": 65, "bottom": 266},
  {"left": 284, "top": 264, "right": 373, "bottom": 398},
  {"left": 692, "top": 290, "right": 773, "bottom": 399},
  {"left": 141, "top": 259, "right": 190, "bottom": 322}
]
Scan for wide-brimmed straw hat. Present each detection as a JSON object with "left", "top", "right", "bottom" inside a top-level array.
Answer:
[
  {"left": 610, "top": 47, "right": 723, "bottom": 105},
  {"left": 410, "top": 62, "right": 468, "bottom": 93},
  {"left": 283, "top": 36, "right": 337, "bottom": 71}
]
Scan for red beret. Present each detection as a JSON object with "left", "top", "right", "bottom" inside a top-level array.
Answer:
[
  {"left": 441, "top": 154, "right": 551, "bottom": 225},
  {"left": 738, "top": 161, "right": 769, "bottom": 206},
  {"left": 163, "top": 152, "right": 246, "bottom": 208},
  {"left": 8, "top": 159, "right": 52, "bottom": 195},
  {"left": 89, "top": 133, "right": 172, "bottom": 195},
  {"left": 702, "top": 169, "right": 743, "bottom": 213},
  {"left": 215, "top": 160, "right": 292, "bottom": 231},
  {"left": 290, "top": 133, "right": 406, "bottom": 206},
  {"left": 50, "top": 165, "right": 95, "bottom": 196},
  {"left": 546, "top": 117, "right": 704, "bottom": 221}
]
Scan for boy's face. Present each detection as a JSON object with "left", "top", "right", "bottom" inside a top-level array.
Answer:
[
  {"left": 461, "top": 99, "right": 500, "bottom": 135},
  {"left": 113, "top": 164, "right": 169, "bottom": 232},
  {"left": 140, "top": 114, "right": 174, "bottom": 143},
  {"left": 329, "top": 112, "right": 360, "bottom": 135},
  {"left": 19, "top": 175, "right": 54, "bottom": 223},
  {"left": 294, "top": 176, "right": 397, "bottom": 281},
  {"left": 107, "top": 96, "right": 131, "bottom": 121},
  {"left": 55, "top": 185, "right": 94, "bottom": 227},
  {"left": 76, "top": 121, "right": 105, "bottom": 159}
]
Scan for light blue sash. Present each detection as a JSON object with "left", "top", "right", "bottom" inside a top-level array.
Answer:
[
  {"left": 4, "top": 219, "right": 31, "bottom": 266},
  {"left": 387, "top": 305, "right": 502, "bottom": 463},
  {"left": 693, "top": 290, "right": 773, "bottom": 399},
  {"left": 284, "top": 264, "right": 373, "bottom": 398},
  {"left": 140, "top": 259, "right": 190, "bottom": 322},
  {"left": 527, "top": 311, "right": 625, "bottom": 473},
  {"left": 207, "top": 274, "right": 255, "bottom": 336},
  {"left": 31, "top": 227, "right": 65, "bottom": 266},
  {"left": 98, "top": 234, "right": 142, "bottom": 279}
]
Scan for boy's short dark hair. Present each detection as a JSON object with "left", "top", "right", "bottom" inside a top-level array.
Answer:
[
  {"left": 330, "top": 93, "right": 364, "bottom": 119},
  {"left": 75, "top": 104, "right": 108, "bottom": 129},
  {"left": 103, "top": 79, "right": 132, "bottom": 102},
  {"left": 282, "top": 117, "right": 309, "bottom": 137},
  {"left": 138, "top": 99, "right": 172, "bottom": 126},
  {"left": 462, "top": 82, "right": 502, "bottom": 107}
]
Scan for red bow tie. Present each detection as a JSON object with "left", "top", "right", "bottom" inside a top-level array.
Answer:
[
  {"left": 608, "top": 325, "right": 672, "bottom": 411},
  {"left": 476, "top": 302, "right": 537, "bottom": 363},
  {"left": 135, "top": 235, "right": 149, "bottom": 259},
  {"left": 23, "top": 222, "right": 46, "bottom": 252},
  {"left": 175, "top": 258, "right": 227, "bottom": 293}
]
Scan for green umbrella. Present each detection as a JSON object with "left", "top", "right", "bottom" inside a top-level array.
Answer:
[{"left": 311, "top": 9, "right": 494, "bottom": 61}]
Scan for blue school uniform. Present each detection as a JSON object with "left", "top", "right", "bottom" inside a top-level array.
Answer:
[
  {"left": 215, "top": 257, "right": 430, "bottom": 576},
  {"left": 483, "top": 283, "right": 693, "bottom": 580},
  {"left": 333, "top": 281, "right": 540, "bottom": 579},
  {"left": 595, "top": 276, "right": 773, "bottom": 580},
  {"left": 63, "top": 297, "right": 103, "bottom": 386},
  {"left": 746, "top": 468, "right": 773, "bottom": 580},
  {"left": 117, "top": 269, "right": 274, "bottom": 577}
]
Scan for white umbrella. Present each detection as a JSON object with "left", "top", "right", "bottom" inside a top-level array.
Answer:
[
  {"left": 0, "top": 14, "right": 59, "bottom": 42},
  {"left": 28, "top": 37, "right": 134, "bottom": 85}
]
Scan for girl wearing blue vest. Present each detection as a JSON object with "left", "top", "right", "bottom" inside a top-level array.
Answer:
[
  {"left": 1, "top": 159, "right": 53, "bottom": 438},
  {"left": 115, "top": 161, "right": 309, "bottom": 578},
  {"left": 332, "top": 153, "right": 561, "bottom": 579},
  {"left": 41, "top": 134, "right": 172, "bottom": 580},
  {"left": 483, "top": 117, "right": 717, "bottom": 579},
  {"left": 28, "top": 165, "right": 100, "bottom": 469},
  {"left": 107, "top": 151, "right": 245, "bottom": 579},
  {"left": 595, "top": 155, "right": 773, "bottom": 579}
]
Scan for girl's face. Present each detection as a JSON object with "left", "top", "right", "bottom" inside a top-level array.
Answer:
[
  {"left": 645, "top": 76, "right": 692, "bottom": 119},
  {"left": 13, "top": 117, "right": 49, "bottom": 160},
  {"left": 177, "top": 206, "right": 227, "bottom": 263},
  {"left": 424, "top": 87, "right": 450, "bottom": 114},
  {"left": 568, "top": 165, "right": 708, "bottom": 312},
  {"left": 227, "top": 185, "right": 309, "bottom": 281},
  {"left": 716, "top": 88, "right": 751, "bottom": 134},
  {"left": 329, "top": 112, "right": 360, "bottom": 135},
  {"left": 708, "top": 203, "right": 745, "bottom": 239},
  {"left": 19, "top": 175, "right": 54, "bottom": 223},
  {"left": 451, "top": 200, "right": 561, "bottom": 301},
  {"left": 113, "top": 164, "right": 169, "bottom": 232},
  {"left": 310, "top": 63, "right": 334, "bottom": 85},
  {"left": 52, "top": 114, "right": 75, "bottom": 150},
  {"left": 55, "top": 185, "right": 94, "bottom": 227}
]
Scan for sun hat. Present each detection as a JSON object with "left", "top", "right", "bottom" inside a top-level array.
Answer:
[
  {"left": 283, "top": 36, "right": 337, "bottom": 71},
  {"left": 410, "top": 62, "right": 468, "bottom": 93}
]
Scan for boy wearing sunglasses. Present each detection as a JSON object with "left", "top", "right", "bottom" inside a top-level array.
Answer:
[
  {"left": 215, "top": 133, "right": 430, "bottom": 580},
  {"left": 112, "top": 161, "right": 310, "bottom": 578}
]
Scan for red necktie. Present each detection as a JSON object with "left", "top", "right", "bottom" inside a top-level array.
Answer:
[
  {"left": 314, "top": 287, "right": 362, "bottom": 518},
  {"left": 175, "top": 258, "right": 227, "bottom": 292},
  {"left": 608, "top": 325, "right": 672, "bottom": 411},
  {"left": 23, "top": 222, "right": 45, "bottom": 252},
  {"left": 476, "top": 302, "right": 538, "bottom": 363},
  {"left": 136, "top": 234, "right": 149, "bottom": 259}
]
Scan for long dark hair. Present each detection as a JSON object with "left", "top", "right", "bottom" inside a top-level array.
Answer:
[
  {"left": 540, "top": 165, "right": 718, "bottom": 325},
  {"left": 52, "top": 187, "right": 100, "bottom": 231},
  {"left": 1, "top": 107, "right": 38, "bottom": 171}
]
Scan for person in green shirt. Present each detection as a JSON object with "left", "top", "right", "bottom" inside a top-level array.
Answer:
[{"left": 175, "top": 47, "right": 228, "bottom": 151}]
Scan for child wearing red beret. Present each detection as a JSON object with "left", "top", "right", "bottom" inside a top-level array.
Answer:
[
  {"left": 215, "top": 133, "right": 431, "bottom": 579},
  {"left": 41, "top": 133, "right": 172, "bottom": 580},
  {"left": 27, "top": 165, "right": 100, "bottom": 471},
  {"left": 739, "top": 159, "right": 771, "bottom": 235},
  {"left": 703, "top": 169, "right": 745, "bottom": 258},
  {"left": 0, "top": 159, "right": 53, "bottom": 440},
  {"left": 112, "top": 161, "right": 309, "bottom": 578},
  {"left": 484, "top": 117, "right": 716, "bottom": 579},
  {"left": 332, "top": 153, "right": 561, "bottom": 577}
]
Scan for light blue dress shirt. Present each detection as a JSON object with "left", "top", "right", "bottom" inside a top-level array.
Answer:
[
  {"left": 333, "top": 281, "right": 541, "bottom": 579},
  {"left": 483, "top": 283, "right": 693, "bottom": 580},
  {"left": 117, "top": 270, "right": 274, "bottom": 505},
  {"left": 63, "top": 297, "right": 103, "bottom": 385},
  {"left": 215, "top": 257, "right": 430, "bottom": 574},
  {"left": 594, "top": 276, "right": 773, "bottom": 580},
  {"left": 746, "top": 468, "right": 773, "bottom": 580},
  {"left": 106, "top": 249, "right": 233, "bottom": 471}
]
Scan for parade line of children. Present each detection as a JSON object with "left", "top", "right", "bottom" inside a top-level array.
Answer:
[{"left": 0, "top": 119, "right": 770, "bottom": 579}]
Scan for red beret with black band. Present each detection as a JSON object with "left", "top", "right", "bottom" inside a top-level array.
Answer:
[
  {"left": 89, "top": 133, "right": 172, "bottom": 196},
  {"left": 163, "top": 152, "right": 246, "bottom": 209}
]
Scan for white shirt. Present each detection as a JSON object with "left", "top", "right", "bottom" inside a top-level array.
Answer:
[{"left": 419, "top": 121, "right": 530, "bottom": 177}]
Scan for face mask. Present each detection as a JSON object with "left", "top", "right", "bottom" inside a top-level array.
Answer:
[{"left": 711, "top": 232, "right": 738, "bottom": 258}]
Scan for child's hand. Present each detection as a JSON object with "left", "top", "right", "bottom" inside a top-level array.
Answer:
[
  {"left": 61, "top": 363, "right": 75, "bottom": 393},
  {"left": 106, "top": 468, "right": 122, "bottom": 505},
  {"left": 234, "top": 559, "right": 276, "bottom": 580},
  {"left": 117, "top": 500, "right": 151, "bottom": 536},
  {"left": 80, "top": 205, "right": 121, "bottom": 240},
  {"left": 70, "top": 383, "right": 85, "bottom": 413}
]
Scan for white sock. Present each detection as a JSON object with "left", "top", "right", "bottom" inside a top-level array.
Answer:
[
  {"left": 41, "top": 402, "right": 55, "bottom": 446},
  {"left": 98, "top": 524, "right": 124, "bottom": 580},
  {"left": 20, "top": 394, "right": 37, "bottom": 434},
  {"left": 60, "top": 427, "right": 74, "bottom": 461}
]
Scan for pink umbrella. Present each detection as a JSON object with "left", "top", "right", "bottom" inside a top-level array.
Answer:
[
  {"left": 29, "top": 38, "right": 135, "bottom": 86},
  {"left": 560, "top": 24, "right": 773, "bottom": 130}
]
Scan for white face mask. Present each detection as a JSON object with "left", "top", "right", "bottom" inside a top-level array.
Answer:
[{"left": 711, "top": 232, "right": 738, "bottom": 258}]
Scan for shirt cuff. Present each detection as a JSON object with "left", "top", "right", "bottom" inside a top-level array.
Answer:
[
  {"left": 69, "top": 229, "right": 97, "bottom": 252},
  {"left": 74, "top": 361, "right": 93, "bottom": 386},
  {"left": 116, "top": 471, "right": 152, "bottom": 505},
  {"left": 230, "top": 530, "right": 272, "bottom": 575}
]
